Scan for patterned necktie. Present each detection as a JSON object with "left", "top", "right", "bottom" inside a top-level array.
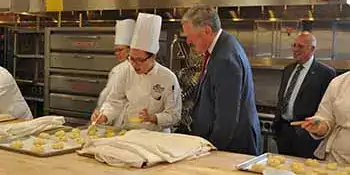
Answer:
[
  {"left": 199, "top": 51, "right": 210, "bottom": 83},
  {"left": 280, "top": 64, "right": 304, "bottom": 115}
]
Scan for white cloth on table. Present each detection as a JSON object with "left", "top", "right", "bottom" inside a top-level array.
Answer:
[
  {"left": 78, "top": 129, "right": 216, "bottom": 168},
  {"left": 0, "top": 116, "right": 65, "bottom": 140}
]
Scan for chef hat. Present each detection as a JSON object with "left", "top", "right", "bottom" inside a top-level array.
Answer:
[
  {"left": 114, "top": 19, "right": 136, "bottom": 45},
  {"left": 130, "top": 13, "right": 162, "bottom": 54}
]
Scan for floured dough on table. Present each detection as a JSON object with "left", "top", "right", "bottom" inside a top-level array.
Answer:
[
  {"left": 55, "top": 136, "right": 68, "bottom": 142},
  {"left": 31, "top": 145, "right": 44, "bottom": 153},
  {"left": 290, "top": 162, "right": 306, "bottom": 174},
  {"left": 51, "top": 142, "right": 64, "bottom": 150},
  {"left": 74, "top": 137, "right": 85, "bottom": 145},
  {"left": 326, "top": 162, "right": 338, "bottom": 170},
  {"left": 55, "top": 130, "right": 65, "bottom": 138},
  {"left": 267, "top": 157, "right": 282, "bottom": 168},
  {"left": 87, "top": 125, "right": 98, "bottom": 136},
  {"left": 10, "top": 140, "right": 24, "bottom": 149},
  {"left": 250, "top": 163, "right": 266, "bottom": 173},
  {"left": 305, "top": 158, "right": 320, "bottom": 167},
  {"left": 38, "top": 133, "right": 50, "bottom": 139},
  {"left": 33, "top": 138, "right": 46, "bottom": 146}
]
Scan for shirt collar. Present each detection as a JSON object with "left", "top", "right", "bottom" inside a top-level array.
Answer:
[
  {"left": 145, "top": 62, "right": 159, "bottom": 76},
  {"left": 208, "top": 29, "right": 222, "bottom": 54},
  {"left": 300, "top": 55, "right": 314, "bottom": 70}
]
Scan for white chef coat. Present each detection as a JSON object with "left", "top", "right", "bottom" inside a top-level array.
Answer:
[
  {"left": 0, "top": 67, "right": 32, "bottom": 119},
  {"left": 100, "top": 62, "right": 182, "bottom": 132},
  {"left": 311, "top": 71, "right": 350, "bottom": 163},
  {"left": 96, "top": 61, "right": 128, "bottom": 108}
]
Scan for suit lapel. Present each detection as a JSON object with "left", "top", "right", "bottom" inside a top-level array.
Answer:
[{"left": 297, "top": 60, "right": 318, "bottom": 99}]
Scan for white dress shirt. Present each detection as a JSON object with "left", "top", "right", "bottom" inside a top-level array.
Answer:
[{"left": 282, "top": 56, "right": 314, "bottom": 120}]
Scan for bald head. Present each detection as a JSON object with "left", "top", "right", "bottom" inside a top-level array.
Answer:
[{"left": 292, "top": 31, "right": 316, "bottom": 64}]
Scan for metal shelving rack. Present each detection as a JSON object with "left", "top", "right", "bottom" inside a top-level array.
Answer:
[{"left": 12, "top": 28, "right": 45, "bottom": 117}]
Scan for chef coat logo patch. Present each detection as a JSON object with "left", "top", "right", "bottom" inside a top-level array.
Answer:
[{"left": 151, "top": 84, "right": 164, "bottom": 100}]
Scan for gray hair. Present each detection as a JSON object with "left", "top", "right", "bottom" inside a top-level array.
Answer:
[
  {"left": 181, "top": 5, "right": 221, "bottom": 32},
  {"left": 298, "top": 31, "right": 317, "bottom": 47}
]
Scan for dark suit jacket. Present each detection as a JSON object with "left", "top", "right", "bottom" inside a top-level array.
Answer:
[
  {"left": 191, "top": 31, "right": 262, "bottom": 155},
  {"left": 274, "top": 60, "right": 336, "bottom": 128}
]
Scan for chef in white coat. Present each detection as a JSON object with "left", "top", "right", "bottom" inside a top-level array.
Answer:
[
  {"left": 92, "top": 13, "right": 182, "bottom": 132},
  {"left": 0, "top": 66, "right": 32, "bottom": 119},
  {"left": 95, "top": 19, "right": 135, "bottom": 109}
]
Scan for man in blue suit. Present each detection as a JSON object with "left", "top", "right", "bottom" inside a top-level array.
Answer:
[{"left": 181, "top": 5, "right": 262, "bottom": 155}]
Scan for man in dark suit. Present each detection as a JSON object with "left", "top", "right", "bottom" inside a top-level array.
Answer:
[
  {"left": 181, "top": 5, "right": 262, "bottom": 155},
  {"left": 273, "top": 32, "right": 336, "bottom": 158}
]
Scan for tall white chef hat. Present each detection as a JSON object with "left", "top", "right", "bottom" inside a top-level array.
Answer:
[
  {"left": 130, "top": 13, "right": 162, "bottom": 54},
  {"left": 114, "top": 19, "right": 136, "bottom": 45}
]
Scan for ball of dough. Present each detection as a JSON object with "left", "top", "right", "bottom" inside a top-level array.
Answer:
[
  {"left": 250, "top": 163, "right": 265, "bottom": 173},
  {"left": 51, "top": 142, "right": 64, "bottom": 150},
  {"left": 326, "top": 162, "right": 338, "bottom": 170},
  {"left": 105, "top": 130, "right": 115, "bottom": 138},
  {"left": 33, "top": 138, "right": 46, "bottom": 146},
  {"left": 55, "top": 130, "right": 65, "bottom": 138},
  {"left": 89, "top": 135, "right": 99, "bottom": 139},
  {"left": 290, "top": 162, "right": 306, "bottom": 174},
  {"left": 69, "top": 132, "right": 80, "bottom": 139},
  {"left": 312, "top": 168, "right": 328, "bottom": 175},
  {"left": 118, "top": 130, "right": 127, "bottom": 136},
  {"left": 31, "top": 145, "right": 44, "bottom": 153},
  {"left": 38, "top": 133, "right": 50, "bottom": 139},
  {"left": 273, "top": 155, "right": 286, "bottom": 164},
  {"left": 267, "top": 157, "right": 281, "bottom": 167},
  {"left": 305, "top": 158, "right": 320, "bottom": 167},
  {"left": 74, "top": 137, "right": 85, "bottom": 145},
  {"left": 87, "top": 125, "right": 98, "bottom": 136},
  {"left": 128, "top": 117, "right": 143, "bottom": 123},
  {"left": 55, "top": 136, "right": 68, "bottom": 142},
  {"left": 276, "top": 164, "right": 288, "bottom": 170},
  {"left": 72, "top": 128, "right": 81, "bottom": 134},
  {"left": 10, "top": 140, "right": 23, "bottom": 149}
]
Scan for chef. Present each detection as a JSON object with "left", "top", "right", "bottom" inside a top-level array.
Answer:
[
  {"left": 0, "top": 66, "right": 32, "bottom": 119},
  {"left": 95, "top": 19, "right": 135, "bottom": 109},
  {"left": 91, "top": 13, "right": 182, "bottom": 132}
]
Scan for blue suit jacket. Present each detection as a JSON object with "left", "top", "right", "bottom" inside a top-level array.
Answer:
[{"left": 191, "top": 31, "right": 262, "bottom": 155}]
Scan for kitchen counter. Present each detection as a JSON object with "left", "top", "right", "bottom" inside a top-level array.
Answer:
[{"left": 0, "top": 148, "right": 255, "bottom": 175}]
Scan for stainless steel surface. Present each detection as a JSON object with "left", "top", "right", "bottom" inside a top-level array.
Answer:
[
  {"left": 50, "top": 34, "right": 114, "bottom": 51},
  {"left": 50, "top": 75, "right": 107, "bottom": 96},
  {"left": 49, "top": 93, "right": 97, "bottom": 113},
  {"left": 236, "top": 153, "right": 271, "bottom": 172},
  {"left": 50, "top": 53, "right": 117, "bottom": 71},
  {"left": 35, "top": 0, "right": 350, "bottom": 12}
]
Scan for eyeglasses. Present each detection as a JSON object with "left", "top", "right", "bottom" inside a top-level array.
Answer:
[
  {"left": 128, "top": 54, "right": 152, "bottom": 65},
  {"left": 291, "top": 43, "right": 307, "bottom": 49}
]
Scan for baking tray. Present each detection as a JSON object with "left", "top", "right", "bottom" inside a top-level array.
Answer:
[
  {"left": 0, "top": 125, "right": 119, "bottom": 157},
  {"left": 236, "top": 153, "right": 350, "bottom": 174}
]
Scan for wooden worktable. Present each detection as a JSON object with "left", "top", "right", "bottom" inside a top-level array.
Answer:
[
  {"left": 0, "top": 149, "right": 255, "bottom": 175},
  {"left": 0, "top": 119, "right": 255, "bottom": 175}
]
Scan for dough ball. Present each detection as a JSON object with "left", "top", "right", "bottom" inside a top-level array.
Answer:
[
  {"left": 312, "top": 168, "right": 328, "bottom": 175},
  {"left": 335, "top": 171, "right": 348, "bottom": 175},
  {"left": 345, "top": 167, "right": 350, "bottom": 174},
  {"left": 10, "top": 140, "right": 23, "bottom": 149},
  {"left": 69, "top": 132, "right": 80, "bottom": 139},
  {"left": 104, "top": 130, "right": 115, "bottom": 138},
  {"left": 89, "top": 135, "right": 99, "bottom": 139},
  {"left": 305, "top": 158, "right": 320, "bottom": 167},
  {"left": 74, "top": 137, "right": 85, "bottom": 145},
  {"left": 87, "top": 125, "right": 98, "bottom": 136},
  {"left": 31, "top": 145, "right": 44, "bottom": 153},
  {"left": 118, "top": 130, "right": 127, "bottom": 136},
  {"left": 250, "top": 163, "right": 265, "bottom": 173},
  {"left": 267, "top": 157, "right": 281, "bottom": 167},
  {"left": 55, "top": 130, "right": 65, "bottom": 138},
  {"left": 55, "top": 136, "right": 68, "bottom": 142},
  {"left": 326, "top": 162, "right": 338, "bottom": 170},
  {"left": 276, "top": 164, "right": 288, "bottom": 170},
  {"left": 71, "top": 128, "right": 81, "bottom": 134},
  {"left": 128, "top": 117, "right": 143, "bottom": 123},
  {"left": 273, "top": 155, "right": 286, "bottom": 164},
  {"left": 51, "top": 142, "right": 64, "bottom": 150},
  {"left": 33, "top": 138, "right": 46, "bottom": 146},
  {"left": 38, "top": 133, "right": 50, "bottom": 139},
  {"left": 290, "top": 162, "right": 306, "bottom": 174}
]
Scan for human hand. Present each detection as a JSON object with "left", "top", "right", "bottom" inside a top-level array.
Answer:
[
  {"left": 301, "top": 117, "right": 328, "bottom": 137},
  {"left": 90, "top": 109, "right": 107, "bottom": 124},
  {"left": 139, "top": 108, "right": 157, "bottom": 124}
]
